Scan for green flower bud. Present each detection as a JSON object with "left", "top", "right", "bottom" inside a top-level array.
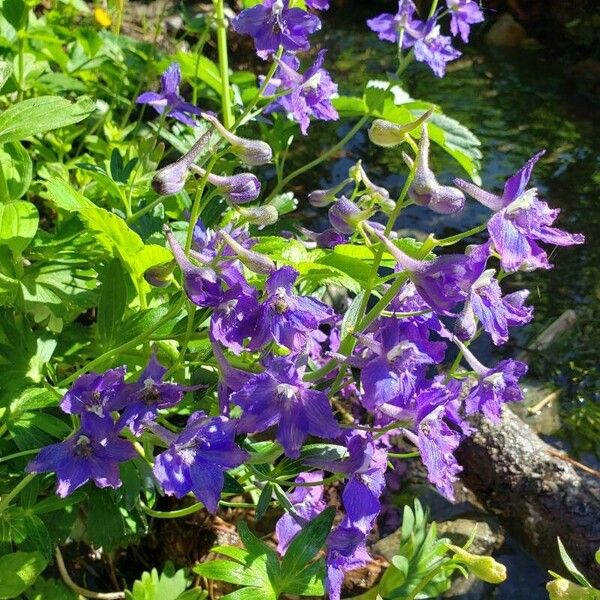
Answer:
[
  {"left": 447, "top": 545, "right": 507, "bottom": 584},
  {"left": 236, "top": 205, "right": 279, "bottom": 227},
  {"left": 368, "top": 109, "right": 434, "bottom": 148},
  {"left": 546, "top": 578, "right": 597, "bottom": 600}
]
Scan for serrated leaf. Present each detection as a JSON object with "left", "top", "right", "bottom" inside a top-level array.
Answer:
[
  {"left": 18, "top": 515, "right": 51, "bottom": 560},
  {"left": 295, "top": 262, "right": 361, "bottom": 294},
  {"left": 0, "top": 551, "right": 47, "bottom": 599},
  {"left": 0, "top": 96, "right": 94, "bottom": 144},
  {"left": 85, "top": 488, "right": 125, "bottom": 550},
  {"left": 45, "top": 178, "right": 95, "bottom": 212},
  {"left": 125, "top": 562, "right": 202, "bottom": 600},
  {"left": 0, "top": 201, "right": 38, "bottom": 254},
  {"left": 268, "top": 192, "right": 297, "bottom": 216},
  {"left": 220, "top": 588, "right": 276, "bottom": 600}
]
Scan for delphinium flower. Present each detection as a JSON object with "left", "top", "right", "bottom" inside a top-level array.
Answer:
[
  {"left": 367, "top": 1, "right": 461, "bottom": 77},
  {"left": 275, "top": 471, "right": 326, "bottom": 553},
  {"left": 446, "top": 0, "right": 484, "bottom": 42},
  {"left": 190, "top": 166, "right": 262, "bottom": 205},
  {"left": 454, "top": 151, "right": 585, "bottom": 272},
  {"left": 308, "top": 178, "right": 351, "bottom": 207},
  {"left": 306, "top": 0, "right": 330, "bottom": 10},
  {"left": 456, "top": 266, "right": 533, "bottom": 345},
  {"left": 328, "top": 197, "right": 372, "bottom": 235},
  {"left": 454, "top": 337, "right": 527, "bottom": 421},
  {"left": 137, "top": 62, "right": 201, "bottom": 126},
  {"left": 117, "top": 353, "right": 202, "bottom": 436},
  {"left": 402, "top": 126, "right": 466, "bottom": 214},
  {"left": 298, "top": 226, "right": 348, "bottom": 249},
  {"left": 357, "top": 320, "right": 441, "bottom": 412},
  {"left": 367, "top": 225, "right": 477, "bottom": 315},
  {"left": 27, "top": 427, "right": 136, "bottom": 497},
  {"left": 245, "top": 265, "right": 335, "bottom": 351},
  {"left": 152, "top": 411, "right": 247, "bottom": 513},
  {"left": 231, "top": 0, "right": 321, "bottom": 59},
  {"left": 230, "top": 355, "right": 341, "bottom": 458},
  {"left": 325, "top": 525, "right": 371, "bottom": 600},
  {"left": 59, "top": 367, "right": 126, "bottom": 435},
  {"left": 263, "top": 50, "right": 339, "bottom": 134}
]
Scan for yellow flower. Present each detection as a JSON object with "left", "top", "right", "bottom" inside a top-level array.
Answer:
[
  {"left": 447, "top": 544, "right": 507, "bottom": 584},
  {"left": 94, "top": 7, "right": 112, "bottom": 28}
]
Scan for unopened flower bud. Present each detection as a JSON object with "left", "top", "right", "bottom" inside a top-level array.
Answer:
[
  {"left": 202, "top": 112, "right": 272, "bottom": 166},
  {"left": 219, "top": 230, "right": 275, "bottom": 275},
  {"left": 353, "top": 160, "right": 390, "bottom": 202},
  {"left": 404, "top": 126, "right": 465, "bottom": 214},
  {"left": 191, "top": 165, "right": 261, "bottom": 204},
  {"left": 308, "top": 177, "right": 351, "bottom": 207},
  {"left": 328, "top": 197, "right": 371, "bottom": 235},
  {"left": 368, "top": 109, "right": 433, "bottom": 148},
  {"left": 546, "top": 579, "right": 596, "bottom": 600},
  {"left": 299, "top": 227, "right": 347, "bottom": 249},
  {"left": 447, "top": 545, "right": 507, "bottom": 584},
  {"left": 152, "top": 130, "right": 211, "bottom": 195},
  {"left": 236, "top": 205, "right": 279, "bottom": 227},
  {"left": 144, "top": 259, "right": 176, "bottom": 287}
]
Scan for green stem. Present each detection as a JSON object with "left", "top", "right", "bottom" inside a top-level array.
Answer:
[
  {"left": 435, "top": 222, "right": 487, "bottom": 247},
  {"left": 214, "top": 0, "right": 233, "bottom": 128},
  {"left": 0, "top": 448, "right": 40, "bottom": 464},
  {"left": 0, "top": 473, "right": 35, "bottom": 514},
  {"left": 126, "top": 196, "right": 165, "bottom": 225},
  {"left": 140, "top": 499, "right": 255, "bottom": 519},
  {"left": 232, "top": 47, "right": 283, "bottom": 131},
  {"left": 58, "top": 296, "right": 185, "bottom": 388},
  {"left": 17, "top": 34, "right": 25, "bottom": 101},
  {"left": 388, "top": 451, "right": 420, "bottom": 459},
  {"left": 264, "top": 114, "right": 371, "bottom": 204}
]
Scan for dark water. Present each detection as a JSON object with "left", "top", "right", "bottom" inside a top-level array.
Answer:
[{"left": 282, "top": 14, "right": 600, "bottom": 598}]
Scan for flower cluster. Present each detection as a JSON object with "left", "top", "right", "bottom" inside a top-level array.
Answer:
[
  {"left": 232, "top": 0, "right": 339, "bottom": 133},
  {"left": 367, "top": 0, "right": 484, "bottom": 77}
]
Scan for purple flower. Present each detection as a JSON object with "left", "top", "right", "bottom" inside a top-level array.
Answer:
[
  {"left": 299, "top": 226, "right": 348, "bottom": 249},
  {"left": 325, "top": 525, "right": 371, "bottom": 600},
  {"left": 275, "top": 472, "right": 326, "bottom": 553},
  {"left": 414, "top": 404, "right": 463, "bottom": 500},
  {"left": 446, "top": 0, "right": 484, "bottom": 42},
  {"left": 456, "top": 269, "right": 533, "bottom": 345},
  {"left": 340, "top": 435, "right": 387, "bottom": 533},
  {"left": 359, "top": 321, "right": 441, "bottom": 412},
  {"left": 165, "top": 225, "right": 223, "bottom": 307},
  {"left": 152, "top": 412, "right": 247, "bottom": 513},
  {"left": 413, "top": 24, "right": 461, "bottom": 77},
  {"left": 60, "top": 367, "right": 126, "bottom": 436},
  {"left": 27, "top": 428, "right": 135, "bottom": 497},
  {"left": 210, "top": 285, "right": 260, "bottom": 354},
  {"left": 306, "top": 0, "right": 329, "bottom": 9},
  {"left": 117, "top": 353, "right": 201, "bottom": 436},
  {"left": 455, "top": 338, "right": 527, "bottom": 422},
  {"left": 137, "top": 63, "right": 201, "bottom": 127},
  {"left": 369, "top": 226, "right": 477, "bottom": 315},
  {"left": 246, "top": 266, "right": 335, "bottom": 351},
  {"left": 230, "top": 355, "right": 341, "bottom": 458},
  {"left": 328, "top": 197, "right": 370, "bottom": 234},
  {"left": 367, "top": 0, "right": 426, "bottom": 46},
  {"left": 455, "top": 151, "right": 584, "bottom": 272},
  {"left": 265, "top": 51, "right": 338, "bottom": 135},
  {"left": 231, "top": 0, "right": 321, "bottom": 60}
]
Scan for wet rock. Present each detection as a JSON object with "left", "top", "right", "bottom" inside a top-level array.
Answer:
[
  {"left": 485, "top": 13, "right": 528, "bottom": 47},
  {"left": 438, "top": 518, "right": 504, "bottom": 556}
]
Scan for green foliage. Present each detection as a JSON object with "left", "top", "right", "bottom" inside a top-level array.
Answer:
[
  {"left": 194, "top": 507, "right": 334, "bottom": 599},
  {"left": 546, "top": 540, "right": 600, "bottom": 599},
  {"left": 125, "top": 562, "right": 207, "bottom": 600},
  {"left": 0, "top": 551, "right": 47, "bottom": 599}
]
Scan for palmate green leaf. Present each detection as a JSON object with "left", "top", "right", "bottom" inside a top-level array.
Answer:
[
  {"left": 0, "top": 551, "right": 47, "bottom": 599},
  {"left": 163, "top": 52, "right": 222, "bottom": 95},
  {"left": 279, "top": 507, "right": 335, "bottom": 590},
  {"left": 0, "top": 141, "right": 32, "bottom": 200},
  {"left": 125, "top": 562, "right": 206, "bottom": 600},
  {"left": 0, "top": 201, "right": 38, "bottom": 254},
  {"left": 295, "top": 262, "right": 362, "bottom": 294},
  {"left": 85, "top": 488, "right": 126, "bottom": 550},
  {"left": 0, "top": 96, "right": 94, "bottom": 144},
  {"left": 18, "top": 514, "right": 52, "bottom": 560}
]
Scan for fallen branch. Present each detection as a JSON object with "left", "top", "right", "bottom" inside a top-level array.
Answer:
[{"left": 456, "top": 408, "right": 600, "bottom": 586}]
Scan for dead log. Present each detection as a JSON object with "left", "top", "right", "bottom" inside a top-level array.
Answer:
[{"left": 455, "top": 408, "right": 600, "bottom": 586}]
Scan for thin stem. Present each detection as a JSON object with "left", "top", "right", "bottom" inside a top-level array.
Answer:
[
  {"left": 232, "top": 47, "right": 284, "bottom": 131},
  {"left": 264, "top": 114, "right": 371, "bottom": 204},
  {"left": 140, "top": 499, "right": 256, "bottom": 519},
  {"left": 0, "top": 448, "right": 40, "bottom": 464},
  {"left": 113, "top": 0, "right": 125, "bottom": 37},
  {"left": 214, "top": 0, "right": 233, "bottom": 128},
  {"left": 17, "top": 34, "right": 25, "bottom": 101},
  {"left": 55, "top": 546, "right": 125, "bottom": 600},
  {"left": 126, "top": 196, "right": 165, "bottom": 225},
  {"left": 0, "top": 473, "right": 36, "bottom": 514},
  {"left": 58, "top": 296, "right": 185, "bottom": 388}
]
